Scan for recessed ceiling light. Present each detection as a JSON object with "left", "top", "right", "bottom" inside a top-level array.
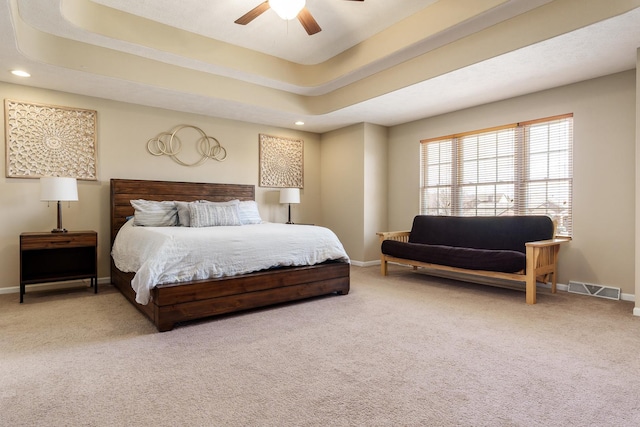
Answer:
[
  {"left": 11, "top": 70, "right": 31, "bottom": 77},
  {"left": 295, "top": 121, "right": 304, "bottom": 126}
]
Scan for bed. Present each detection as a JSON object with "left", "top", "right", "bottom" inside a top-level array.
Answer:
[{"left": 110, "top": 178, "right": 350, "bottom": 332}]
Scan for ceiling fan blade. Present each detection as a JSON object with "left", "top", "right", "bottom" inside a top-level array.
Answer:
[
  {"left": 234, "top": 1, "right": 270, "bottom": 25},
  {"left": 297, "top": 7, "right": 321, "bottom": 35}
]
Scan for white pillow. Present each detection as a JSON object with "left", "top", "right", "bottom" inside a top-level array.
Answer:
[
  {"left": 189, "top": 202, "right": 241, "bottom": 227},
  {"left": 237, "top": 200, "right": 262, "bottom": 224},
  {"left": 130, "top": 200, "right": 177, "bottom": 227}
]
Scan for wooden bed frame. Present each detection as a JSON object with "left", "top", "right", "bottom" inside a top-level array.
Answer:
[{"left": 110, "top": 178, "right": 350, "bottom": 332}]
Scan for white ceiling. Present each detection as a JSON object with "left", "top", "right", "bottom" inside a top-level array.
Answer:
[
  {"left": 91, "top": 0, "right": 440, "bottom": 65},
  {"left": 1, "top": 0, "right": 639, "bottom": 133}
]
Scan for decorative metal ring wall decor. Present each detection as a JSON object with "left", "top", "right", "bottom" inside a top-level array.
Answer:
[{"left": 146, "top": 124, "right": 227, "bottom": 166}]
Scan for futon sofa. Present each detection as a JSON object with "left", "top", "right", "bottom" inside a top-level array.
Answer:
[{"left": 377, "top": 215, "right": 570, "bottom": 304}]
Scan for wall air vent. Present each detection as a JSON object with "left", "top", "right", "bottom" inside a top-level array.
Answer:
[{"left": 567, "top": 281, "right": 620, "bottom": 300}]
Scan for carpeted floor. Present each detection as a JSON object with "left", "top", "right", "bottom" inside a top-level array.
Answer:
[{"left": 1, "top": 265, "right": 640, "bottom": 426}]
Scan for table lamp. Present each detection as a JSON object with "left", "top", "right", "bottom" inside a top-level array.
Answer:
[
  {"left": 40, "top": 176, "right": 78, "bottom": 233},
  {"left": 279, "top": 188, "right": 300, "bottom": 224}
]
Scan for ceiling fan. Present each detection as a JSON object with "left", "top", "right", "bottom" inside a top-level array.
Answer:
[{"left": 235, "top": 0, "right": 365, "bottom": 36}]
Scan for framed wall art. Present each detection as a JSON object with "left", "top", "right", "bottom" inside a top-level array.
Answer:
[
  {"left": 259, "top": 133, "right": 303, "bottom": 188},
  {"left": 4, "top": 99, "right": 97, "bottom": 180}
]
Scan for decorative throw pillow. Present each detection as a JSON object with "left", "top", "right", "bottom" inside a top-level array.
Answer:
[
  {"left": 237, "top": 200, "right": 263, "bottom": 224},
  {"left": 130, "top": 200, "right": 178, "bottom": 227},
  {"left": 189, "top": 202, "right": 242, "bottom": 227},
  {"left": 198, "top": 199, "right": 240, "bottom": 206},
  {"left": 175, "top": 201, "right": 195, "bottom": 227}
]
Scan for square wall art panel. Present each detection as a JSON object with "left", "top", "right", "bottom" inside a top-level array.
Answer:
[
  {"left": 259, "top": 134, "right": 303, "bottom": 188},
  {"left": 4, "top": 99, "right": 97, "bottom": 180}
]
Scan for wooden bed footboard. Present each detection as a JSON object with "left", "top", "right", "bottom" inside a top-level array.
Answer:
[{"left": 111, "top": 260, "right": 350, "bottom": 332}]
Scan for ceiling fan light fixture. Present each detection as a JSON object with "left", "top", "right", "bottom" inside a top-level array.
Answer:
[{"left": 269, "top": 0, "right": 305, "bottom": 20}]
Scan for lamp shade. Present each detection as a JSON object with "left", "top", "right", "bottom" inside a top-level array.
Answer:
[
  {"left": 279, "top": 188, "right": 300, "bottom": 204},
  {"left": 40, "top": 177, "right": 78, "bottom": 201},
  {"left": 269, "top": 0, "right": 305, "bottom": 20}
]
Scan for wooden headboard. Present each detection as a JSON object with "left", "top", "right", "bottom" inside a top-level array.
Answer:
[{"left": 110, "top": 179, "right": 255, "bottom": 245}]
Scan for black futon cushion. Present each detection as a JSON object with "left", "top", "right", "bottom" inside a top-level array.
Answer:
[
  {"left": 408, "top": 215, "right": 554, "bottom": 253},
  {"left": 381, "top": 215, "right": 554, "bottom": 273},
  {"left": 381, "top": 240, "right": 525, "bottom": 273}
]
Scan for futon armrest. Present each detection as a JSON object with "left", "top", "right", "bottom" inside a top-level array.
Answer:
[
  {"left": 377, "top": 231, "right": 411, "bottom": 276},
  {"left": 525, "top": 237, "right": 571, "bottom": 248},
  {"left": 524, "top": 237, "right": 570, "bottom": 304},
  {"left": 377, "top": 231, "right": 411, "bottom": 243}
]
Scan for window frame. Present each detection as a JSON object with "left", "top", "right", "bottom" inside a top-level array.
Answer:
[{"left": 420, "top": 114, "right": 573, "bottom": 236}]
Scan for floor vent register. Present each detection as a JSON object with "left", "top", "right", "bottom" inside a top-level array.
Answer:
[{"left": 567, "top": 280, "right": 621, "bottom": 300}]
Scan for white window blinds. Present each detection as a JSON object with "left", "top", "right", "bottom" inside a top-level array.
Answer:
[{"left": 420, "top": 114, "right": 573, "bottom": 236}]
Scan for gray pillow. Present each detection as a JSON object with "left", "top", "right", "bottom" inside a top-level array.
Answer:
[
  {"left": 130, "top": 200, "right": 177, "bottom": 227},
  {"left": 175, "top": 201, "right": 195, "bottom": 227},
  {"left": 198, "top": 199, "right": 240, "bottom": 206},
  {"left": 189, "top": 202, "right": 241, "bottom": 227}
]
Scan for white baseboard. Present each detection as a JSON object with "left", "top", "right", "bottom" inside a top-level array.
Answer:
[
  {"left": 519, "top": 282, "right": 635, "bottom": 302},
  {"left": 537, "top": 281, "right": 568, "bottom": 291},
  {"left": 0, "top": 277, "right": 111, "bottom": 295},
  {"left": 350, "top": 260, "right": 380, "bottom": 267},
  {"left": 4, "top": 269, "right": 637, "bottom": 307},
  {"left": 621, "top": 292, "right": 636, "bottom": 302},
  {"left": 378, "top": 262, "right": 638, "bottom": 302}
]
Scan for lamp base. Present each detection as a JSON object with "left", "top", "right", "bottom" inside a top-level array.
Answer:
[
  {"left": 52, "top": 201, "right": 68, "bottom": 233},
  {"left": 286, "top": 203, "right": 293, "bottom": 224}
]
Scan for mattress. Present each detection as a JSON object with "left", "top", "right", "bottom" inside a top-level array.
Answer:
[{"left": 112, "top": 220, "right": 350, "bottom": 304}]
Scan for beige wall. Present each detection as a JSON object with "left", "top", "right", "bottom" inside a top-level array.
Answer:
[
  {"left": 363, "top": 123, "right": 389, "bottom": 262},
  {"left": 388, "top": 70, "right": 637, "bottom": 297},
  {"left": 0, "top": 82, "right": 321, "bottom": 290},
  {"left": 320, "top": 124, "right": 365, "bottom": 260},
  {"left": 636, "top": 48, "right": 640, "bottom": 315},
  {"left": 2, "top": 69, "right": 638, "bottom": 300},
  {"left": 319, "top": 123, "right": 389, "bottom": 264}
]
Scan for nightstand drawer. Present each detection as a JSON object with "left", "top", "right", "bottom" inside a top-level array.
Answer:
[{"left": 20, "top": 232, "right": 97, "bottom": 250}]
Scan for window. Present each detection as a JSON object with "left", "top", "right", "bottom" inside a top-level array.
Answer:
[{"left": 420, "top": 114, "right": 573, "bottom": 236}]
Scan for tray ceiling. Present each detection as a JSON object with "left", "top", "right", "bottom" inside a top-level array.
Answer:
[{"left": 2, "top": 0, "right": 639, "bottom": 132}]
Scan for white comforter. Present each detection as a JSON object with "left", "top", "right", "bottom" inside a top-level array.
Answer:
[{"left": 111, "top": 220, "right": 350, "bottom": 305}]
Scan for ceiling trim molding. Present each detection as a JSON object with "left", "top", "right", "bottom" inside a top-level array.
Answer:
[
  {"left": 57, "top": 0, "right": 506, "bottom": 88},
  {"left": 9, "top": 0, "right": 640, "bottom": 119}
]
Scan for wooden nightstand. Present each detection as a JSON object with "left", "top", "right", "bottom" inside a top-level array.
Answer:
[{"left": 19, "top": 231, "right": 98, "bottom": 303}]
